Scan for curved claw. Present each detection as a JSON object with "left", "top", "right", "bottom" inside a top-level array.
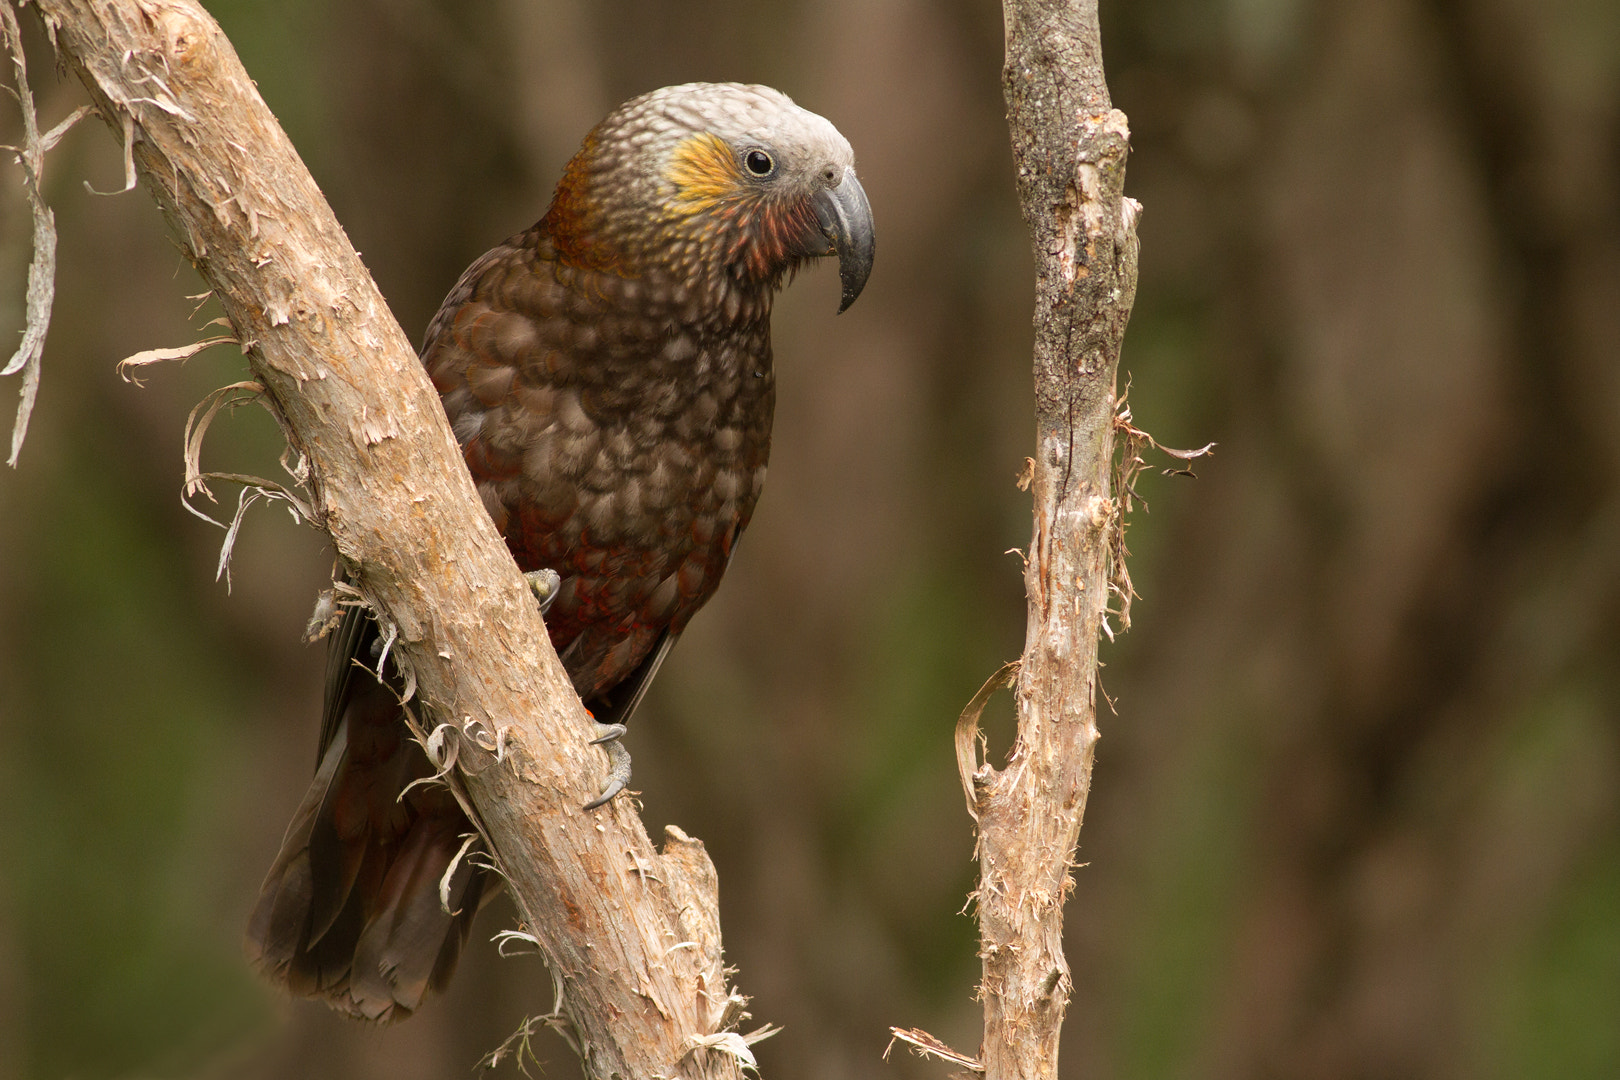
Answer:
[
  {"left": 524, "top": 568, "right": 563, "bottom": 616},
  {"left": 589, "top": 722, "right": 627, "bottom": 745},
  {"left": 583, "top": 723, "right": 632, "bottom": 810}
]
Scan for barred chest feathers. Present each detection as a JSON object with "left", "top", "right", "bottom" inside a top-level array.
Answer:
[{"left": 422, "top": 230, "right": 776, "bottom": 699}]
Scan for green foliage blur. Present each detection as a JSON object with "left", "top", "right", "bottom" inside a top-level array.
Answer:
[{"left": 2, "top": 0, "right": 1617, "bottom": 1078}]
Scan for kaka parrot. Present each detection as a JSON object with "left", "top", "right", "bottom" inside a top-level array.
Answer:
[{"left": 245, "top": 83, "right": 873, "bottom": 1022}]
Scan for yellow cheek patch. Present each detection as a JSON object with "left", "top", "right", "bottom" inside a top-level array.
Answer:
[{"left": 667, "top": 132, "right": 746, "bottom": 215}]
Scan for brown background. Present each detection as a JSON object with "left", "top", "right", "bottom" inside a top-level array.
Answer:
[{"left": 2, "top": 0, "right": 1617, "bottom": 1077}]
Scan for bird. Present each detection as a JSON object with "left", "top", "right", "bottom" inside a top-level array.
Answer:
[{"left": 245, "top": 82, "right": 873, "bottom": 1022}]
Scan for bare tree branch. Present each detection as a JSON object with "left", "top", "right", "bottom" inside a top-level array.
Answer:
[
  {"left": 957, "top": 1, "right": 1140, "bottom": 1076},
  {"left": 18, "top": 1, "right": 753, "bottom": 1076},
  {"left": 1, "top": 1, "right": 89, "bottom": 465}
]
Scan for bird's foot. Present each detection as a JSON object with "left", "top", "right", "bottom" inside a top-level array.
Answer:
[
  {"left": 583, "top": 721, "right": 631, "bottom": 810},
  {"left": 524, "top": 568, "right": 562, "bottom": 616}
]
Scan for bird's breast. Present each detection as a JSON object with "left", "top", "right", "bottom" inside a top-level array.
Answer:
[{"left": 422, "top": 253, "right": 776, "bottom": 696}]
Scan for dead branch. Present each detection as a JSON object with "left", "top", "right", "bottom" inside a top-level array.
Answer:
[
  {"left": 966, "top": 0, "right": 1140, "bottom": 1076},
  {"left": 20, "top": 1, "right": 750, "bottom": 1076},
  {"left": 1, "top": 1, "right": 89, "bottom": 465}
]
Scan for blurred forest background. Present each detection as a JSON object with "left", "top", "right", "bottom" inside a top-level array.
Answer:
[{"left": 3, "top": 0, "right": 1618, "bottom": 1077}]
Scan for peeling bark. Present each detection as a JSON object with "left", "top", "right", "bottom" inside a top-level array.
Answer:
[
  {"left": 964, "top": 1, "right": 1139, "bottom": 1077},
  {"left": 23, "top": 1, "right": 751, "bottom": 1076}
]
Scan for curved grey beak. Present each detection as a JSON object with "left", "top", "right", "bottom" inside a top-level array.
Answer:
[{"left": 810, "top": 167, "right": 875, "bottom": 313}]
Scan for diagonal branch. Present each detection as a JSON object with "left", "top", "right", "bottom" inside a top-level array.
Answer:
[{"left": 22, "top": 1, "right": 751, "bottom": 1076}]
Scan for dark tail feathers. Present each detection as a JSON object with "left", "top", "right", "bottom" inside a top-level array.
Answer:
[{"left": 246, "top": 676, "right": 491, "bottom": 1022}]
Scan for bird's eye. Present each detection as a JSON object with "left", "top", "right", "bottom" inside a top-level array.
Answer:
[{"left": 744, "top": 149, "right": 775, "bottom": 177}]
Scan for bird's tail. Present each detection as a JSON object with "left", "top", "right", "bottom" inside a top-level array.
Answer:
[{"left": 245, "top": 675, "right": 490, "bottom": 1022}]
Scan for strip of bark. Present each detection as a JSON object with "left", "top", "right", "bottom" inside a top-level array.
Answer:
[
  {"left": 24, "top": 2, "right": 747, "bottom": 1076},
  {"left": 967, "top": 1, "right": 1139, "bottom": 1077}
]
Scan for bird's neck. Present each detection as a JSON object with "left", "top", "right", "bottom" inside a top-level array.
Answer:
[
  {"left": 533, "top": 222, "right": 779, "bottom": 334},
  {"left": 538, "top": 156, "right": 803, "bottom": 329}
]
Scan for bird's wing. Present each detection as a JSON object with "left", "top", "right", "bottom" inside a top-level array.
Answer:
[
  {"left": 584, "top": 628, "right": 681, "bottom": 729},
  {"left": 317, "top": 597, "right": 374, "bottom": 765}
]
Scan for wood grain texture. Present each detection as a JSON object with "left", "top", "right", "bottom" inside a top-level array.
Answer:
[
  {"left": 969, "top": 1, "right": 1139, "bottom": 1076},
  {"left": 27, "top": 1, "right": 747, "bottom": 1076}
]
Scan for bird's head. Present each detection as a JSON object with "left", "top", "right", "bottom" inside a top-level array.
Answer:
[{"left": 542, "top": 83, "right": 874, "bottom": 315}]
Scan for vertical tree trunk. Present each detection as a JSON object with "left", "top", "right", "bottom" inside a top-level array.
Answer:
[{"left": 969, "top": 2, "right": 1137, "bottom": 1076}]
